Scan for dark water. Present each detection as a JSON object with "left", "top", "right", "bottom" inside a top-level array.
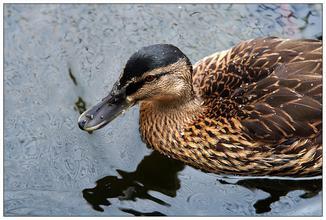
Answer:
[{"left": 4, "top": 4, "right": 322, "bottom": 216}]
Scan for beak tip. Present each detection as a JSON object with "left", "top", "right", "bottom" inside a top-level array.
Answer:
[{"left": 78, "top": 118, "right": 86, "bottom": 130}]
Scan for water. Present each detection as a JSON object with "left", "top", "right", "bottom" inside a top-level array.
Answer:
[{"left": 4, "top": 3, "right": 322, "bottom": 216}]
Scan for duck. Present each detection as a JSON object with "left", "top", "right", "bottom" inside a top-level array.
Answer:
[{"left": 78, "top": 37, "right": 322, "bottom": 177}]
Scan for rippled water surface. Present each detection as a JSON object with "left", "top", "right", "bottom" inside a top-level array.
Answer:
[{"left": 4, "top": 4, "right": 322, "bottom": 216}]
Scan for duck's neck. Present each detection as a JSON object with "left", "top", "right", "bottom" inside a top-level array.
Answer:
[
  {"left": 139, "top": 94, "right": 204, "bottom": 151},
  {"left": 151, "top": 92, "right": 201, "bottom": 115}
]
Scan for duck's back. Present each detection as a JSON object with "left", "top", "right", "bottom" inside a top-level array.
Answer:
[
  {"left": 192, "top": 37, "right": 321, "bottom": 141},
  {"left": 190, "top": 37, "right": 322, "bottom": 176}
]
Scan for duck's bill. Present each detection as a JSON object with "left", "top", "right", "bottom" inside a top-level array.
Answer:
[{"left": 78, "top": 92, "right": 133, "bottom": 132}]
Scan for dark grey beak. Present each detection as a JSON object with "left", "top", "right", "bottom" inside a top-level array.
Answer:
[{"left": 78, "top": 86, "right": 133, "bottom": 132}]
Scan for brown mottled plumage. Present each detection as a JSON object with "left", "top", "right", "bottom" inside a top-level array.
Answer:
[
  {"left": 79, "top": 37, "right": 322, "bottom": 177},
  {"left": 139, "top": 37, "right": 322, "bottom": 177}
]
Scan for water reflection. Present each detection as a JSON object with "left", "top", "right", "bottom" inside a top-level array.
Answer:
[
  {"left": 83, "top": 151, "right": 321, "bottom": 215},
  {"left": 119, "top": 208, "right": 166, "bottom": 216},
  {"left": 219, "top": 177, "right": 322, "bottom": 214},
  {"left": 82, "top": 151, "right": 185, "bottom": 214}
]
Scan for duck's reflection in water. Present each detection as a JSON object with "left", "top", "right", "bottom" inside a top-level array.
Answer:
[
  {"left": 83, "top": 151, "right": 321, "bottom": 215},
  {"left": 218, "top": 176, "right": 322, "bottom": 214},
  {"left": 82, "top": 151, "right": 185, "bottom": 215}
]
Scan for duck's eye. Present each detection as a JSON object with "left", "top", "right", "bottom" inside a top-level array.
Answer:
[{"left": 145, "top": 75, "right": 156, "bottom": 82}]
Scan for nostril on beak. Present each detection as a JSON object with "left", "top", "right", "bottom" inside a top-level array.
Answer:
[
  {"left": 78, "top": 119, "right": 87, "bottom": 130},
  {"left": 86, "top": 114, "right": 94, "bottom": 119}
]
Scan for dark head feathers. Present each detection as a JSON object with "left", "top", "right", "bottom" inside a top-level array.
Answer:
[{"left": 118, "top": 44, "right": 192, "bottom": 88}]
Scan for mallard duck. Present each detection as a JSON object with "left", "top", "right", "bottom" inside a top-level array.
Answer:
[{"left": 78, "top": 37, "right": 322, "bottom": 177}]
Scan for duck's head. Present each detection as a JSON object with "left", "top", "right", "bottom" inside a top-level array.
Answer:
[{"left": 78, "top": 44, "right": 193, "bottom": 131}]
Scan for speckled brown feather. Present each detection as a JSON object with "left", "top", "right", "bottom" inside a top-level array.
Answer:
[{"left": 140, "top": 37, "right": 322, "bottom": 177}]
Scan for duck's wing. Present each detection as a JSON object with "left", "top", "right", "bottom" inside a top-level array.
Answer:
[
  {"left": 236, "top": 62, "right": 322, "bottom": 143},
  {"left": 236, "top": 39, "right": 321, "bottom": 143},
  {"left": 193, "top": 37, "right": 321, "bottom": 98},
  {"left": 194, "top": 37, "right": 322, "bottom": 143}
]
